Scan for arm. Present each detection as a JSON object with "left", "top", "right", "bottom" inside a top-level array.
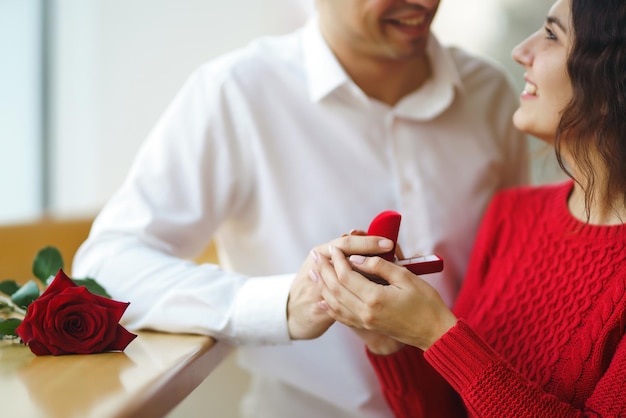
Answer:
[
  {"left": 318, "top": 193, "right": 626, "bottom": 417},
  {"left": 72, "top": 67, "right": 293, "bottom": 345},
  {"left": 314, "top": 246, "right": 463, "bottom": 416},
  {"left": 368, "top": 319, "right": 626, "bottom": 418},
  {"left": 367, "top": 345, "right": 466, "bottom": 418},
  {"left": 74, "top": 61, "right": 401, "bottom": 345},
  {"left": 425, "top": 320, "right": 626, "bottom": 417}
]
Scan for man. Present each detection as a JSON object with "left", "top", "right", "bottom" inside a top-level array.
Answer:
[{"left": 73, "top": 0, "right": 528, "bottom": 416}]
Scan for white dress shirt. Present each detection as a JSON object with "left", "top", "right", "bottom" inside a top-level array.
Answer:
[{"left": 73, "top": 17, "right": 528, "bottom": 418}]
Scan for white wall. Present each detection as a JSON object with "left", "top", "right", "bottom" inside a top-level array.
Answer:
[
  {"left": 51, "top": 0, "right": 314, "bottom": 216},
  {"left": 0, "top": 0, "right": 43, "bottom": 222}
]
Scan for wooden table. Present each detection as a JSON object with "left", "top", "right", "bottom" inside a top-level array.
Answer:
[{"left": 0, "top": 331, "right": 231, "bottom": 418}]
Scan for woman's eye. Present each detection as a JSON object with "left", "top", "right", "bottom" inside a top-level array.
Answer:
[{"left": 544, "top": 27, "right": 557, "bottom": 41}]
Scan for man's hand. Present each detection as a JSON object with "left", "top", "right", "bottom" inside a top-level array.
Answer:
[{"left": 287, "top": 248, "right": 334, "bottom": 340}]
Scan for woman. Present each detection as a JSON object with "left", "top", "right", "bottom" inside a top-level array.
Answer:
[{"left": 313, "top": 0, "right": 626, "bottom": 416}]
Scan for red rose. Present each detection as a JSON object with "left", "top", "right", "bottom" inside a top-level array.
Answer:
[{"left": 15, "top": 269, "right": 136, "bottom": 356}]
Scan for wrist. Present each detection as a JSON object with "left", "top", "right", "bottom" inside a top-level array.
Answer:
[
  {"left": 366, "top": 339, "right": 405, "bottom": 355},
  {"left": 422, "top": 312, "right": 458, "bottom": 351}
]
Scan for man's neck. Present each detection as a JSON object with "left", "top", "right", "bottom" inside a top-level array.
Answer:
[
  {"left": 323, "top": 33, "right": 432, "bottom": 106},
  {"left": 338, "top": 52, "right": 432, "bottom": 106}
]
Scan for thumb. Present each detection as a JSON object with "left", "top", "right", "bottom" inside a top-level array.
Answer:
[{"left": 348, "top": 255, "right": 405, "bottom": 286}]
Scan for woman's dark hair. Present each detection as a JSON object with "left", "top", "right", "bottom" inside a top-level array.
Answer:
[{"left": 555, "top": 0, "right": 626, "bottom": 219}]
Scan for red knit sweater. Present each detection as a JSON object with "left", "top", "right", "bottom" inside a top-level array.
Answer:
[{"left": 368, "top": 181, "right": 626, "bottom": 417}]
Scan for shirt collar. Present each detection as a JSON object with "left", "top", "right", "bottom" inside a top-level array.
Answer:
[
  {"left": 303, "top": 15, "right": 465, "bottom": 120},
  {"left": 393, "top": 35, "right": 465, "bottom": 120},
  {"left": 303, "top": 15, "right": 353, "bottom": 103}
]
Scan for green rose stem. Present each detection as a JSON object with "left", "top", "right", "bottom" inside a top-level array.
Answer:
[{"left": 0, "top": 294, "right": 26, "bottom": 317}]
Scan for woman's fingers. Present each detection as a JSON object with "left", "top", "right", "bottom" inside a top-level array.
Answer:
[
  {"left": 316, "top": 246, "right": 396, "bottom": 330},
  {"left": 347, "top": 252, "right": 408, "bottom": 287},
  {"left": 314, "top": 249, "right": 363, "bottom": 326},
  {"left": 313, "top": 240, "right": 458, "bottom": 351}
]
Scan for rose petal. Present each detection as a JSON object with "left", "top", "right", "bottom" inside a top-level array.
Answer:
[
  {"left": 105, "top": 325, "right": 138, "bottom": 352},
  {"left": 28, "top": 341, "right": 52, "bottom": 356},
  {"left": 48, "top": 300, "right": 111, "bottom": 354},
  {"left": 40, "top": 269, "right": 77, "bottom": 298}
]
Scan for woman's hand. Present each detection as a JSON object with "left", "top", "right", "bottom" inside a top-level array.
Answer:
[
  {"left": 287, "top": 235, "right": 394, "bottom": 340},
  {"left": 351, "top": 328, "right": 405, "bottom": 355},
  {"left": 315, "top": 246, "right": 457, "bottom": 351}
]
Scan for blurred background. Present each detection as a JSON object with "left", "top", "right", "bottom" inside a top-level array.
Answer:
[
  {"left": 1, "top": 0, "right": 564, "bottom": 225},
  {"left": 0, "top": 0, "right": 560, "bottom": 416}
]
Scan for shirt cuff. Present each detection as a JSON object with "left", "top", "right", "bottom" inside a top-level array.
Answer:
[{"left": 231, "top": 273, "right": 293, "bottom": 345}]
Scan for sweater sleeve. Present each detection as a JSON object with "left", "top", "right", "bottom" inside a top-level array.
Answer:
[
  {"left": 424, "top": 320, "right": 626, "bottom": 417},
  {"left": 367, "top": 345, "right": 466, "bottom": 418}
]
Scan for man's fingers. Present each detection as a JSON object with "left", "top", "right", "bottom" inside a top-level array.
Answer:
[{"left": 314, "top": 235, "right": 394, "bottom": 258}]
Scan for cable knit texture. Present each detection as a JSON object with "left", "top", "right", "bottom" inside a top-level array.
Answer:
[{"left": 368, "top": 181, "right": 626, "bottom": 417}]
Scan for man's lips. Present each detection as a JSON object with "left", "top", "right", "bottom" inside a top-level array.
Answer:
[
  {"left": 393, "top": 15, "right": 426, "bottom": 27},
  {"left": 385, "top": 14, "right": 429, "bottom": 36}
]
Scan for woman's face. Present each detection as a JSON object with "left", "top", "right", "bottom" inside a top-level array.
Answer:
[{"left": 511, "top": 0, "right": 573, "bottom": 143}]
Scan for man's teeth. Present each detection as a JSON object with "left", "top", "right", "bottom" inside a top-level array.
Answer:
[
  {"left": 524, "top": 82, "right": 538, "bottom": 95},
  {"left": 397, "top": 16, "right": 425, "bottom": 26}
]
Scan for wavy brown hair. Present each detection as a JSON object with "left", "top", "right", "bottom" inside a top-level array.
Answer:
[{"left": 555, "top": 0, "right": 626, "bottom": 219}]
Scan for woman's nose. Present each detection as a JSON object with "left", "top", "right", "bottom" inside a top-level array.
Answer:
[{"left": 512, "top": 33, "right": 535, "bottom": 67}]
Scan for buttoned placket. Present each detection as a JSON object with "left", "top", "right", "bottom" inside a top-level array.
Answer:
[{"left": 384, "top": 109, "right": 433, "bottom": 258}]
